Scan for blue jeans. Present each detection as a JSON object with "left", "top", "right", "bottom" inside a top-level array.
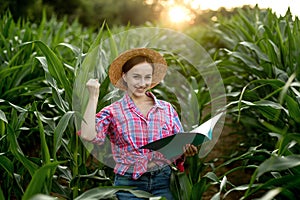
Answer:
[{"left": 114, "top": 165, "right": 174, "bottom": 200}]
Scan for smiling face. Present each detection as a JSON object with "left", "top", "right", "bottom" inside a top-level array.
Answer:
[{"left": 122, "top": 62, "right": 153, "bottom": 98}]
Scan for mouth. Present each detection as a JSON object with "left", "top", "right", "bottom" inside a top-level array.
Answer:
[{"left": 135, "top": 87, "right": 147, "bottom": 93}]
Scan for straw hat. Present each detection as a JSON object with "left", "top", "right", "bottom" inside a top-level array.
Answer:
[{"left": 109, "top": 48, "right": 168, "bottom": 91}]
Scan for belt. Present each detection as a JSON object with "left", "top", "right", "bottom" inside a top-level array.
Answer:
[
  {"left": 144, "top": 165, "right": 170, "bottom": 176},
  {"left": 147, "top": 161, "right": 159, "bottom": 170}
]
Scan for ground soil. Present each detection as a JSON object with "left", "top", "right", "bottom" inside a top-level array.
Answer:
[{"left": 201, "top": 116, "right": 253, "bottom": 200}]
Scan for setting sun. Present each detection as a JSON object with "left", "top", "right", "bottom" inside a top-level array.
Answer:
[
  {"left": 168, "top": 6, "right": 192, "bottom": 23},
  {"left": 161, "top": 0, "right": 300, "bottom": 28}
]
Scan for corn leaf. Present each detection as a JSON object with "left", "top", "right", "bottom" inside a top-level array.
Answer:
[
  {"left": 0, "top": 187, "right": 4, "bottom": 200},
  {"left": 22, "top": 161, "right": 62, "bottom": 200},
  {"left": 285, "top": 95, "right": 300, "bottom": 123},
  {"left": 54, "top": 111, "right": 75, "bottom": 157},
  {"left": 257, "top": 155, "right": 300, "bottom": 178},
  {"left": 74, "top": 186, "right": 153, "bottom": 200},
  {"left": 23, "top": 41, "right": 72, "bottom": 104},
  {"left": 35, "top": 111, "right": 51, "bottom": 164},
  {"left": 7, "top": 124, "right": 38, "bottom": 176},
  {"left": 0, "top": 110, "right": 7, "bottom": 123},
  {"left": 239, "top": 41, "right": 270, "bottom": 62},
  {"left": 0, "top": 155, "right": 14, "bottom": 178}
]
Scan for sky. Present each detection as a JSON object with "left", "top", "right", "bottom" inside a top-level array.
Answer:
[
  {"left": 197, "top": 0, "right": 300, "bottom": 17},
  {"left": 164, "top": 0, "right": 300, "bottom": 24}
]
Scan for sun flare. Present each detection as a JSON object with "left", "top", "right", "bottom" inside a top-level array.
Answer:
[
  {"left": 161, "top": 0, "right": 300, "bottom": 27},
  {"left": 168, "top": 5, "right": 193, "bottom": 24}
]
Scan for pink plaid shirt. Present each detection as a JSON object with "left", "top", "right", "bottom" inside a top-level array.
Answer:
[{"left": 92, "top": 92, "right": 183, "bottom": 179}]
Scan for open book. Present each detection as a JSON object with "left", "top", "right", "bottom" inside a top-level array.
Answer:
[{"left": 140, "top": 112, "right": 223, "bottom": 159}]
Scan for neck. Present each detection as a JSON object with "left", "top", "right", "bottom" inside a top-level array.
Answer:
[
  {"left": 129, "top": 93, "right": 155, "bottom": 113},
  {"left": 130, "top": 93, "right": 146, "bottom": 102}
]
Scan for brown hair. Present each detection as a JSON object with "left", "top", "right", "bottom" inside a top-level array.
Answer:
[{"left": 122, "top": 56, "right": 154, "bottom": 73}]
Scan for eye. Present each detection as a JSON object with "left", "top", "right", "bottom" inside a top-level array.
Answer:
[{"left": 133, "top": 75, "right": 140, "bottom": 79}]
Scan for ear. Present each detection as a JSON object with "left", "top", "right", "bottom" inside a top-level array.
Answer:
[{"left": 122, "top": 73, "right": 127, "bottom": 83}]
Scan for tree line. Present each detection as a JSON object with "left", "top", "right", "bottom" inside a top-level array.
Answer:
[{"left": 0, "top": 0, "right": 162, "bottom": 27}]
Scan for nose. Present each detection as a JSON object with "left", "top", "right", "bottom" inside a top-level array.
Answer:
[
  {"left": 139, "top": 78, "right": 146, "bottom": 86},
  {"left": 138, "top": 77, "right": 148, "bottom": 87}
]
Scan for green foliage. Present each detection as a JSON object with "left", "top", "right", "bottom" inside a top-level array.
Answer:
[
  {"left": 211, "top": 5, "right": 300, "bottom": 199},
  {"left": 0, "top": 11, "right": 109, "bottom": 199},
  {"left": 0, "top": 10, "right": 178, "bottom": 200},
  {"left": 1, "top": 4, "right": 300, "bottom": 200}
]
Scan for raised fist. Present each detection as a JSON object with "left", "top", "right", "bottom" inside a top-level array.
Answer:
[{"left": 86, "top": 78, "right": 100, "bottom": 98}]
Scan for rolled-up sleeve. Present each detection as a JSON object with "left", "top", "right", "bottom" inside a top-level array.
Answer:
[{"left": 92, "top": 107, "right": 112, "bottom": 144}]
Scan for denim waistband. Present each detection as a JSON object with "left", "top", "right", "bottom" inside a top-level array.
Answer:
[{"left": 126, "top": 164, "right": 170, "bottom": 176}]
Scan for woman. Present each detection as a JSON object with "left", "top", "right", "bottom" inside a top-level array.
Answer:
[{"left": 80, "top": 48, "right": 197, "bottom": 199}]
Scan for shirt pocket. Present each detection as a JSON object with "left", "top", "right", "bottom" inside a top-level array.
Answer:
[{"left": 157, "top": 123, "right": 173, "bottom": 139}]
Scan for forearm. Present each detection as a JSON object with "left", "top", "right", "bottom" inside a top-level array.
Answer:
[{"left": 80, "top": 96, "right": 98, "bottom": 141}]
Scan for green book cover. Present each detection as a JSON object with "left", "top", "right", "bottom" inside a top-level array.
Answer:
[{"left": 140, "top": 112, "right": 223, "bottom": 159}]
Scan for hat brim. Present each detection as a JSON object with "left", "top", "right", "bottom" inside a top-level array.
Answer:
[{"left": 109, "top": 48, "right": 168, "bottom": 91}]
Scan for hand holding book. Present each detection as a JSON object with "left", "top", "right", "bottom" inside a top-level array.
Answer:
[{"left": 183, "top": 144, "right": 198, "bottom": 157}]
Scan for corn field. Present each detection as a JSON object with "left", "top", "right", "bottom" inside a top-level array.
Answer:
[{"left": 1, "top": 6, "right": 300, "bottom": 200}]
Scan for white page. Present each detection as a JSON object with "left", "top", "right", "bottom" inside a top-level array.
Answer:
[{"left": 190, "top": 112, "right": 223, "bottom": 140}]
